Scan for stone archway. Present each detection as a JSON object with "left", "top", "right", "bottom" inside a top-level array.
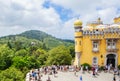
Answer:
[{"left": 106, "top": 54, "right": 116, "bottom": 67}]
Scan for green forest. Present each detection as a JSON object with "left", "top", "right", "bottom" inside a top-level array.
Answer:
[{"left": 0, "top": 30, "right": 74, "bottom": 81}]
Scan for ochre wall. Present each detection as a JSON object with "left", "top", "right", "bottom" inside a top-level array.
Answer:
[{"left": 75, "top": 33, "right": 120, "bottom": 66}]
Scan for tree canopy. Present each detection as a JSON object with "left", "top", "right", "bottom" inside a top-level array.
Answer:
[
  {"left": 0, "top": 67, "right": 24, "bottom": 81},
  {"left": 46, "top": 45, "right": 72, "bottom": 65},
  {"left": 0, "top": 30, "right": 74, "bottom": 81}
]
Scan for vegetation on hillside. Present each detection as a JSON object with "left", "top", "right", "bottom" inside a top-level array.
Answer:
[
  {"left": 0, "top": 30, "right": 74, "bottom": 50},
  {"left": 0, "top": 30, "right": 74, "bottom": 80}
]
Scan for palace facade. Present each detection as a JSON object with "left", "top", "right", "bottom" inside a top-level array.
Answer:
[{"left": 74, "top": 17, "right": 120, "bottom": 67}]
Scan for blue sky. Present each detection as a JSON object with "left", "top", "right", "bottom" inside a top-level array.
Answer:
[
  {"left": 0, "top": 0, "right": 120, "bottom": 39},
  {"left": 43, "top": 1, "right": 73, "bottom": 22}
]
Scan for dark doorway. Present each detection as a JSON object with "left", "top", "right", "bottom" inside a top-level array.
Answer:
[{"left": 106, "top": 54, "right": 116, "bottom": 67}]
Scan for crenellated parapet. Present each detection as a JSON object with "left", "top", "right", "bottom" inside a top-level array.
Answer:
[{"left": 82, "top": 25, "right": 120, "bottom": 39}]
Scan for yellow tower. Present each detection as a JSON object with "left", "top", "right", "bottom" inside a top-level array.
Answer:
[
  {"left": 74, "top": 19, "right": 83, "bottom": 66},
  {"left": 114, "top": 17, "right": 120, "bottom": 23}
]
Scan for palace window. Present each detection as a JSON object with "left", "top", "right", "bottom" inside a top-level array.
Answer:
[
  {"left": 75, "top": 28, "right": 80, "bottom": 32},
  {"left": 112, "top": 42, "right": 116, "bottom": 49},
  {"left": 107, "top": 39, "right": 116, "bottom": 49},
  {"left": 92, "top": 57, "right": 98, "bottom": 65},
  {"left": 92, "top": 41, "right": 99, "bottom": 52}
]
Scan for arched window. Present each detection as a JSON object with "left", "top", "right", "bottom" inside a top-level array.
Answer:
[
  {"left": 92, "top": 57, "right": 98, "bottom": 65},
  {"left": 92, "top": 41, "right": 99, "bottom": 52},
  {"left": 107, "top": 39, "right": 116, "bottom": 49}
]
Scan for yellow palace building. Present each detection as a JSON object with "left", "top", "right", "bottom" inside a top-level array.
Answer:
[{"left": 74, "top": 17, "right": 120, "bottom": 67}]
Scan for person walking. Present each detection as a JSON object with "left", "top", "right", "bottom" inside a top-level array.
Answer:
[
  {"left": 80, "top": 75, "right": 82, "bottom": 81},
  {"left": 85, "top": 66, "right": 88, "bottom": 72},
  {"left": 92, "top": 67, "right": 96, "bottom": 77},
  {"left": 80, "top": 65, "right": 84, "bottom": 74},
  {"left": 113, "top": 75, "right": 116, "bottom": 81},
  {"left": 47, "top": 75, "right": 51, "bottom": 81}
]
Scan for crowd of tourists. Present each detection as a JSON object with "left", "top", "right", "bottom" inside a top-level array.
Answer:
[
  {"left": 26, "top": 65, "right": 77, "bottom": 81},
  {"left": 26, "top": 64, "right": 120, "bottom": 81}
]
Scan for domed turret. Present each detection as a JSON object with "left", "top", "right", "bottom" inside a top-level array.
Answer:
[
  {"left": 74, "top": 19, "right": 83, "bottom": 67},
  {"left": 74, "top": 19, "right": 83, "bottom": 27}
]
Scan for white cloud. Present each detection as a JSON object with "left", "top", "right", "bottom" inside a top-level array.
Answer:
[
  {"left": 58, "top": 19, "right": 75, "bottom": 39},
  {"left": 0, "top": 0, "right": 120, "bottom": 39},
  {"left": 98, "top": 7, "right": 117, "bottom": 24},
  {"left": 0, "top": 0, "right": 63, "bottom": 38},
  {"left": 50, "top": 0, "right": 120, "bottom": 23},
  {"left": 0, "top": 26, "right": 28, "bottom": 37},
  {"left": 0, "top": 0, "right": 61, "bottom": 27}
]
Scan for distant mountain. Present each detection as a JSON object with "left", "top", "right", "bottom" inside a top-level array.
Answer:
[
  {"left": 19, "top": 30, "right": 53, "bottom": 41},
  {"left": 0, "top": 30, "right": 74, "bottom": 49}
]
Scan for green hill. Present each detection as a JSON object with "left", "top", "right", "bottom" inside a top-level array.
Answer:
[
  {"left": 0, "top": 30, "right": 74, "bottom": 49},
  {"left": 19, "top": 30, "right": 51, "bottom": 41}
]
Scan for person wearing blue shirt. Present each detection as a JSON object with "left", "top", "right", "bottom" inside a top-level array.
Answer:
[{"left": 80, "top": 75, "right": 82, "bottom": 81}]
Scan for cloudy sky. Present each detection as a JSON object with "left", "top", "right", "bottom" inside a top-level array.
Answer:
[{"left": 0, "top": 0, "right": 120, "bottom": 39}]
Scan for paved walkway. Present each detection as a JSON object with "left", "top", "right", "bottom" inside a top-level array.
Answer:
[{"left": 26, "top": 71, "right": 120, "bottom": 81}]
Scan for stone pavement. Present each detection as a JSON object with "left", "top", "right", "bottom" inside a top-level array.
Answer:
[{"left": 26, "top": 71, "right": 120, "bottom": 81}]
